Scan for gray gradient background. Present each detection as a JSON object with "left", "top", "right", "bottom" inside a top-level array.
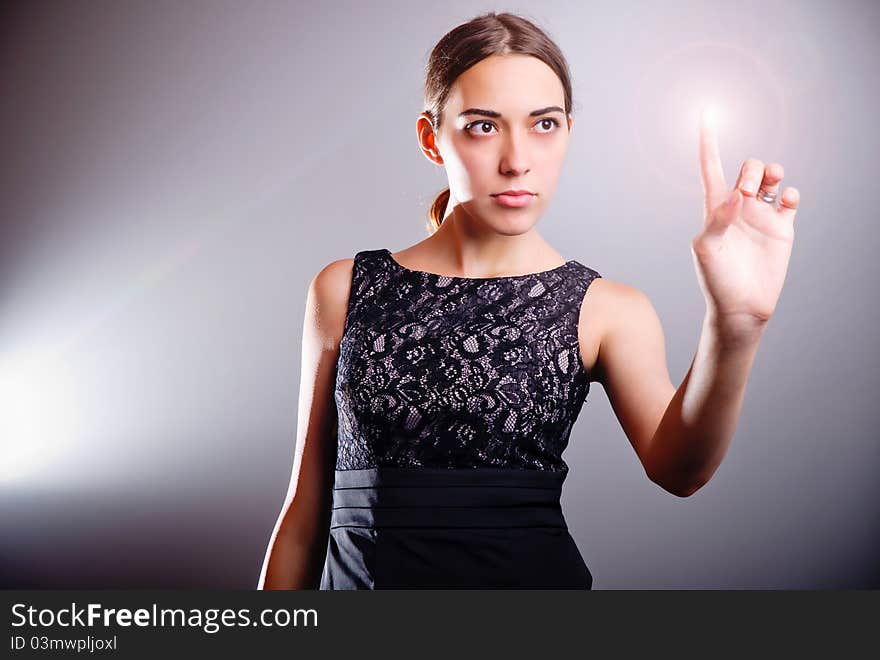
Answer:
[{"left": 1, "top": 0, "right": 877, "bottom": 589}]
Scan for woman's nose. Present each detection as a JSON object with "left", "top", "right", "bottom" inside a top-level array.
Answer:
[{"left": 498, "top": 131, "right": 531, "bottom": 175}]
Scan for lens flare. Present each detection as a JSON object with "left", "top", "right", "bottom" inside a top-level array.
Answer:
[
  {"left": 632, "top": 39, "right": 789, "bottom": 198},
  {"left": 700, "top": 104, "right": 721, "bottom": 132}
]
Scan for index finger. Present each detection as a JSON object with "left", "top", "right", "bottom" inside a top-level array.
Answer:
[{"left": 699, "top": 106, "right": 727, "bottom": 211}]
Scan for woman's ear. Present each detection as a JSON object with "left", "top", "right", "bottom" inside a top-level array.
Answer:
[{"left": 417, "top": 113, "right": 444, "bottom": 165}]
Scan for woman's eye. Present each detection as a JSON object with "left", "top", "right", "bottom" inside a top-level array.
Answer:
[
  {"left": 465, "top": 118, "right": 560, "bottom": 135},
  {"left": 536, "top": 118, "right": 560, "bottom": 132},
  {"left": 466, "top": 120, "right": 497, "bottom": 134}
]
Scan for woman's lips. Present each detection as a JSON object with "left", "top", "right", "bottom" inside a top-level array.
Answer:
[{"left": 492, "top": 192, "right": 535, "bottom": 208}]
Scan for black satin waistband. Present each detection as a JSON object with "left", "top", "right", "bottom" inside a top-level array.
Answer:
[{"left": 329, "top": 467, "right": 568, "bottom": 530}]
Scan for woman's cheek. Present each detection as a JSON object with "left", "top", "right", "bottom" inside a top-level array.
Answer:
[{"left": 459, "top": 153, "right": 492, "bottom": 189}]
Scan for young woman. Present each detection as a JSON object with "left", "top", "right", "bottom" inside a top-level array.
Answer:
[{"left": 259, "top": 12, "right": 799, "bottom": 590}]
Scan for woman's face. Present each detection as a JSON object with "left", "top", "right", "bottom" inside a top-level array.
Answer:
[{"left": 423, "top": 53, "right": 573, "bottom": 235}]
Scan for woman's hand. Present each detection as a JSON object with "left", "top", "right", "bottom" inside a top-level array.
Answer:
[{"left": 693, "top": 108, "right": 799, "bottom": 339}]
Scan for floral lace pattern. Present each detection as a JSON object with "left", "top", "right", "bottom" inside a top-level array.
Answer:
[{"left": 334, "top": 248, "right": 602, "bottom": 474}]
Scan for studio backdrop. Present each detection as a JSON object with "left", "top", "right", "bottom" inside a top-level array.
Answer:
[{"left": 1, "top": 0, "right": 877, "bottom": 589}]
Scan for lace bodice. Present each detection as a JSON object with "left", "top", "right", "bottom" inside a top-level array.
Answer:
[{"left": 333, "top": 248, "right": 602, "bottom": 474}]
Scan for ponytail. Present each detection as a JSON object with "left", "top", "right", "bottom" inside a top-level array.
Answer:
[{"left": 428, "top": 187, "right": 451, "bottom": 233}]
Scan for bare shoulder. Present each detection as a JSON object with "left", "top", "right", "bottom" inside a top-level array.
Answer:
[
  {"left": 307, "top": 257, "right": 355, "bottom": 349},
  {"left": 591, "top": 277, "right": 653, "bottom": 310},
  {"left": 311, "top": 257, "right": 354, "bottom": 298},
  {"left": 578, "top": 276, "right": 660, "bottom": 383}
]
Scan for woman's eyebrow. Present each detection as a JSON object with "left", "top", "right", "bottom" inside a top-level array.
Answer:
[{"left": 458, "top": 105, "right": 565, "bottom": 119}]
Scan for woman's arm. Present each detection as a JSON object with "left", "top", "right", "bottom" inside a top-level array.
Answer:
[
  {"left": 588, "top": 110, "right": 798, "bottom": 498},
  {"left": 587, "top": 281, "right": 765, "bottom": 498},
  {"left": 258, "top": 257, "right": 354, "bottom": 589}
]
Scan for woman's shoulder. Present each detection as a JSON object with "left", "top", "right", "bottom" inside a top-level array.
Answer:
[
  {"left": 311, "top": 247, "right": 387, "bottom": 286},
  {"left": 575, "top": 274, "right": 661, "bottom": 383},
  {"left": 583, "top": 273, "right": 643, "bottom": 301},
  {"left": 308, "top": 249, "right": 390, "bottom": 335},
  {"left": 311, "top": 255, "right": 354, "bottom": 295},
  {"left": 579, "top": 274, "right": 655, "bottom": 327},
  {"left": 305, "top": 256, "right": 358, "bottom": 348}
]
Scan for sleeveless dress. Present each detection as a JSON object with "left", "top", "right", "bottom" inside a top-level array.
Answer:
[{"left": 319, "top": 248, "right": 602, "bottom": 589}]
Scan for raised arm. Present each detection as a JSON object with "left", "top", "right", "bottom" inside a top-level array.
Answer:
[
  {"left": 258, "top": 257, "right": 354, "bottom": 589},
  {"left": 586, "top": 108, "right": 799, "bottom": 498}
]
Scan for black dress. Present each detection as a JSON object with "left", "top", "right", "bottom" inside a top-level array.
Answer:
[{"left": 319, "top": 248, "right": 602, "bottom": 589}]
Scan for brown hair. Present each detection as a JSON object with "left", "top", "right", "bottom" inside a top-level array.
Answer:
[{"left": 422, "top": 11, "right": 574, "bottom": 234}]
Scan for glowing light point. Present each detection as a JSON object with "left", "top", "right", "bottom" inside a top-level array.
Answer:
[{"left": 700, "top": 103, "right": 722, "bottom": 132}]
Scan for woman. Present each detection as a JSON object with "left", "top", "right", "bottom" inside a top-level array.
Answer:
[{"left": 258, "top": 11, "right": 799, "bottom": 589}]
